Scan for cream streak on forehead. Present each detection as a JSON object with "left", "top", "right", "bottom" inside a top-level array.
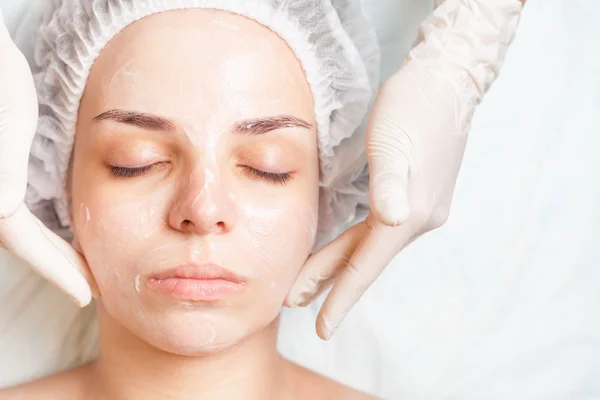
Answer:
[{"left": 92, "top": 9, "right": 313, "bottom": 126}]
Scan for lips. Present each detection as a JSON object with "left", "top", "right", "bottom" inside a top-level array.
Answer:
[
  {"left": 150, "top": 263, "right": 244, "bottom": 282},
  {"left": 147, "top": 263, "right": 246, "bottom": 301}
]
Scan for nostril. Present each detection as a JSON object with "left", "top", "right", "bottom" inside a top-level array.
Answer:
[
  {"left": 216, "top": 221, "right": 225, "bottom": 231},
  {"left": 181, "top": 220, "right": 193, "bottom": 231}
]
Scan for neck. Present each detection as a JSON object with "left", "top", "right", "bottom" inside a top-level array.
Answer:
[{"left": 87, "top": 305, "right": 289, "bottom": 400}]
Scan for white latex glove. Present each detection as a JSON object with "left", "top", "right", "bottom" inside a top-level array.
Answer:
[
  {"left": 0, "top": 9, "right": 92, "bottom": 306},
  {"left": 286, "top": 0, "right": 525, "bottom": 340}
]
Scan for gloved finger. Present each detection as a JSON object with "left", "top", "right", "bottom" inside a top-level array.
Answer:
[
  {"left": 0, "top": 203, "right": 94, "bottom": 306},
  {"left": 367, "top": 143, "right": 411, "bottom": 227},
  {"left": 284, "top": 221, "right": 368, "bottom": 308},
  {"left": 316, "top": 217, "right": 416, "bottom": 340},
  {"left": 0, "top": 17, "right": 39, "bottom": 218},
  {"left": 293, "top": 227, "right": 363, "bottom": 307},
  {"left": 366, "top": 80, "right": 414, "bottom": 227}
]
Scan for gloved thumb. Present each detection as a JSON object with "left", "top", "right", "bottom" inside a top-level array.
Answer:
[
  {"left": 368, "top": 151, "right": 411, "bottom": 227},
  {"left": 366, "top": 70, "right": 415, "bottom": 227}
]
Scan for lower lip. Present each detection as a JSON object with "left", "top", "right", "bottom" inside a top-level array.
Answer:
[{"left": 147, "top": 277, "right": 245, "bottom": 301}]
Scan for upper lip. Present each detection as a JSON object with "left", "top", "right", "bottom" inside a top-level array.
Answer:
[{"left": 150, "top": 262, "right": 245, "bottom": 284}]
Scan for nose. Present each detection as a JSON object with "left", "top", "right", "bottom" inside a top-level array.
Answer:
[{"left": 168, "top": 166, "right": 237, "bottom": 235}]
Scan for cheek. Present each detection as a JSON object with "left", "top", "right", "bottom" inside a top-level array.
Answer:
[
  {"left": 236, "top": 193, "right": 319, "bottom": 295},
  {"left": 72, "top": 183, "right": 175, "bottom": 292}
]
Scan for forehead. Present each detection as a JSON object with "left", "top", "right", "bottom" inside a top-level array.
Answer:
[{"left": 84, "top": 9, "right": 314, "bottom": 126}]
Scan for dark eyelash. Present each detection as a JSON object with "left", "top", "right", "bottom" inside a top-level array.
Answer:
[
  {"left": 110, "top": 164, "right": 159, "bottom": 178},
  {"left": 241, "top": 166, "right": 292, "bottom": 185}
]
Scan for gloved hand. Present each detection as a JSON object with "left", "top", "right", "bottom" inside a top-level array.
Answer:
[
  {"left": 0, "top": 9, "right": 92, "bottom": 306},
  {"left": 286, "top": 0, "right": 525, "bottom": 340}
]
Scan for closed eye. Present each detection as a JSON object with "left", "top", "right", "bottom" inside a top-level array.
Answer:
[
  {"left": 110, "top": 163, "right": 164, "bottom": 178},
  {"left": 240, "top": 166, "right": 292, "bottom": 186}
]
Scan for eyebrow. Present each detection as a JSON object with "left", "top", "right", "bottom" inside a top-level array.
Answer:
[
  {"left": 93, "top": 109, "right": 177, "bottom": 132},
  {"left": 231, "top": 115, "right": 312, "bottom": 135},
  {"left": 93, "top": 109, "right": 312, "bottom": 135}
]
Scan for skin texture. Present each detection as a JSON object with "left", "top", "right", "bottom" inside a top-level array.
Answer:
[{"left": 1, "top": 9, "right": 375, "bottom": 400}]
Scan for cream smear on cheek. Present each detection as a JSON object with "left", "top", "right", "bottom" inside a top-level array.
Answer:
[
  {"left": 238, "top": 204, "right": 308, "bottom": 292},
  {"left": 75, "top": 182, "right": 173, "bottom": 298}
]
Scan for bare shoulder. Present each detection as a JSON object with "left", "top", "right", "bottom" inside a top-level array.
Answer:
[
  {"left": 284, "top": 360, "right": 378, "bottom": 400},
  {"left": 0, "top": 364, "right": 91, "bottom": 400}
]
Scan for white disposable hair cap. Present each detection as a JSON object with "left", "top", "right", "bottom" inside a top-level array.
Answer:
[{"left": 25, "top": 0, "right": 380, "bottom": 249}]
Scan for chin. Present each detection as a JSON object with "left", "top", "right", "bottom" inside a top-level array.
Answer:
[{"left": 127, "top": 307, "right": 267, "bottom": 356}]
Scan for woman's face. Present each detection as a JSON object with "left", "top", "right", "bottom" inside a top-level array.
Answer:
[{"left": 70, "top": 9, "right": 319, "bottom": 355}]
